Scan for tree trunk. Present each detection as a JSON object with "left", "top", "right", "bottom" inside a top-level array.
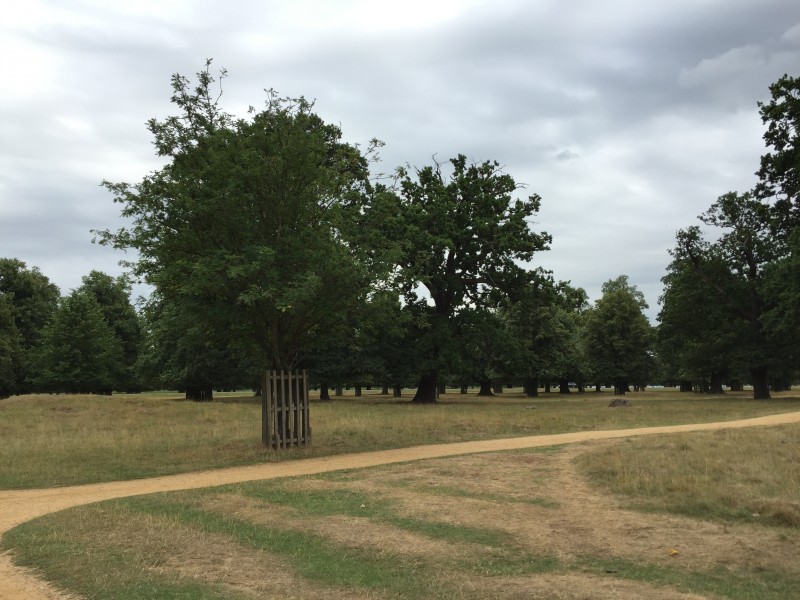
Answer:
[
  {"left": 492, "top": 382, "right": 504, "bottom": 394},
  {"left": 460, "top": 384, "right": 468, "bottom": 394},
  {"left": 186, "top": 384, "right": 213, "bottom": 402},
  {"left": 477, "top": 380, "right": 494, "bottom": 396},
  {"left": 393, "top": 384, "right": 402, "bottom": 398},
  {"left": 558, "top": 379, "right": 570, "bottom": 394},
  {"left": 595, "top": 383, "right": 601, "bottom": 392},
  {"left": 709, "top": 371, "right": 724, "bottom": 394},
  {"left": 438, "top": 381, "right": 447, "bottom": 395},
  {"left": 354, "top": 385, "right": 362, "bottom": 397},
  {"left": 525, "top": 378, "right": 539, "bottom": 397},
  {"left": 319, "top": 383, "right": 331, "bottom": 401},
  {"left": 613, "top": 379, "right": 627, "bottom": 396},
  {"left": 729, "top": 379, "right": 743, "bottom": 392},
  {"left": 381, "top": 384, "right": 389, "bottom": 395},
  {"left": 679, "top": 380, "right": 692, "bottom": 392},
  {"left": 335, "top": 383, "right": 343, "bottom": 397},
  {"left": 750, "top": 366, "right": 771, "bottom": 400},
  {"left": 412, "top": 371, "right": 439, "bottom": 403}
]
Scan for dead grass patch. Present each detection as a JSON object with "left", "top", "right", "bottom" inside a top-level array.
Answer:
[{"left": 456, "top": 573, "right": 710, "bottom": 600}]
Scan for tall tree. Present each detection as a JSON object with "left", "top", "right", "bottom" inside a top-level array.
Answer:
[
  {"left": 583, "top": 277, "right": 653, "bottom": 395},
  {"left": 97, "top": 61, "right": 373, "bottom": 377},
  {"left": 78, "top": 271, "right": 142, "bottom": 391},
  {"left": 755, "top": 74, "right": 800, "bottom": 233},
  {"left": 359, "top": 156, "right": 550, "bottom": 402},
  {"left": 503, "top": 274, "right": 588, "bottom": 396},
  {"left": 33, "top": 291, "right": 124, "bottom": 394},
  {"left": 671, "top": 192, "right": 787, "bottom": 399},
  {"left": 658, "top": 255, "right": 739, "bottom": 393},
  {"left": 0, "top": 295, "right": 22, "bottom": 398},
  {"left": 0, "top": 258, "right": 60, "bottom": 392}
]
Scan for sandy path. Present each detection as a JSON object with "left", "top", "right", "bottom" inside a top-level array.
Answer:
[{"left": 2, "top": 411, "right": 800, "bottom": 600}]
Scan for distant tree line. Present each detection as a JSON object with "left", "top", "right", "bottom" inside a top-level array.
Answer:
[{"left": 1, "top": 67, "right": 797, "bottom": 401}]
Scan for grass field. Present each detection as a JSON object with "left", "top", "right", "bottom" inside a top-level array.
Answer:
[
  {"left": 5, "top": 421, "right": 800, "bottom": 599},
  {"left": 1, "top": 388, "right": 799, "bottom": 489}
]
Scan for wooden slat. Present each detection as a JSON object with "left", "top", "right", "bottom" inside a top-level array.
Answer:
[{"left": 262, "top": 369, "right": 311, "bottom": 449}]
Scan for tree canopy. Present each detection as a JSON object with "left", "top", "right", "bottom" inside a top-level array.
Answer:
[
  {"left": 359, "top": 155, "right": 551, "bottom": 402},
  {"left": 97, "top": 61, "right": 373, "bottom": 372}
]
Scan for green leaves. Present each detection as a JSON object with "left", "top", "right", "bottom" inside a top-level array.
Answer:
[{"left": 99, "top": 63, "right": 373, "bottom": 371}]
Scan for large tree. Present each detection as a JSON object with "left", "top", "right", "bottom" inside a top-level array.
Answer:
[
  {"left": 359, "top": 156, "right": 550, "bottom": 403},
  {"left": 97, "top": 62, "right": 373, "bottom": 377}
]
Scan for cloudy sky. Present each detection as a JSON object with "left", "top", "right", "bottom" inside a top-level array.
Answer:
[{"left": 2, "top": 0, "right": 798, "bottom": 320}]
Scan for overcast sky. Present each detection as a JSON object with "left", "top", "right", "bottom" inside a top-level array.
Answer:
[{"left": 2, "top": 0, "right": 798, "bottom": 320}]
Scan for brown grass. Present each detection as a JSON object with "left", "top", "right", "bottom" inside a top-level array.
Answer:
[{"left": 2, "top": 388, "right": 799, "bottom": 489}]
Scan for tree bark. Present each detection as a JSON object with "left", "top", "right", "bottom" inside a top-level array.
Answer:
[
  {"left": 492, "top": 382, "right": 504, "bottom": 394},
  {"left": 729, "top": 379, "right": 743, "bottom": 392},
  {"left": 186, "top": 384, "right": 213, "bottom": 401},
  {"left": 613, "top": 379, "right": 627, "bottom": 396},
  {"left": 354, "top": 385, "right": 362, "bottom": 397},
  {"left": 335, "top": 383, "right": 343, "bottom": 397},
  {"left": 595, "top": 383, "right": 601, "bottom": 392},
  {"left": 544, "top": 383, "right": 551, "bottom": 393},
  {"left": 381, "top": 384, "right": 389, "bottom": 395},
  {"left": 709, "top": 371, "right": 725, "bottom": 394},
  {"left": 319, "top": 383, "right": 331, "bottom": 401},
  {"left": 477, "top": 380, "right": 494, "bottom": 396},
  {"left": 438, "top": 381, "right": 447, "bottom": 395},
  {"left": 460, "top": 384, "right": 468, "bottom": 394},
  {"left": 525, "top": 378, "right": 539, "bottom": 397},
  {"left": 558, "top": 379, "right": 570, "bottom": 394},
  {"left": 679, "top": 380, "right": 692, "bottom": 392},
  {"left": 750, "top": 366, "right": 771, "bottom": 399},
  {"left": 393, "top": 384, "right": 402, "bottom": 398},
  {"left": 412, "top": 371, "right": 439, "bottom": 403}
]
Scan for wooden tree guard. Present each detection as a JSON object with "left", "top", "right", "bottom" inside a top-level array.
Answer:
[{"left": 261, "top": 369, "right": 311, "bottom": 448}]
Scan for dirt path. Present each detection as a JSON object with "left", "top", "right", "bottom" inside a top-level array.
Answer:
[{"left": 2, "top": 411, "right": 800, "bottom": 600}]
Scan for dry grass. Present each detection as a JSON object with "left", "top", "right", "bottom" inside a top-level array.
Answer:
[
  {"left": 1, "top": 388, "right": 799, "bottom": 488},
  {"left": 577, "top": 423, "right": 800, "bottom": 527},
  {"left": 6, "top": 425, "right": 800, "bottom": 599}
]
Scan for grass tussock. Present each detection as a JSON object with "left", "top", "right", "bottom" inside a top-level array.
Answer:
[
  {"left": 577, "top": 423, "right": 800, "bottom": 527},
  {"left": 1, "top": 389, "right": 799, "bottom": 489}
]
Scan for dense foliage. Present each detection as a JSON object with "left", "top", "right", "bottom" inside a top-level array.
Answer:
[{"left": 2, "top": 69, "right": 797, "bottom": 400}]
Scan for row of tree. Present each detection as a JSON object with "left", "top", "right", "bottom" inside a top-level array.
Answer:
[
  {"left": 0, "top": 255, "right": 655, "bottom": 400},
  {"left": 1, "top": 66, "right": 797, "bottom": 401}
]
